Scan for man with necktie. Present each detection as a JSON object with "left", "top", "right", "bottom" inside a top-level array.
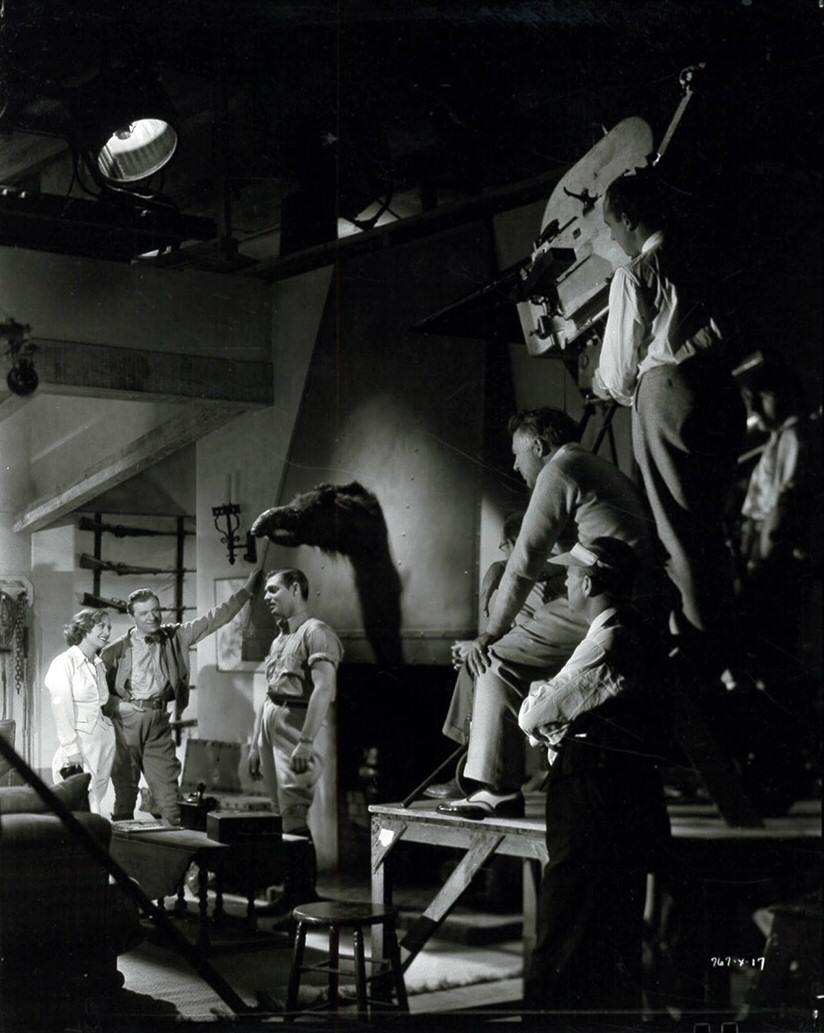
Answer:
[{"left": 102, "top": 569, "right": 261, "bottom": 824}]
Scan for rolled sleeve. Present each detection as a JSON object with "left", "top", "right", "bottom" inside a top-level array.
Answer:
[
  {"left": 518, "top": 637, "right": 626, "bottom": 743},
  {"left": 307, "top": 651, "right": 340, "bottom": 668},
  {"left": 304, "top": 623, "right": 344, "bottom": 669}
]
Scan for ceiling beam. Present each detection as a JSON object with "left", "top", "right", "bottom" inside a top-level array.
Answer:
[
  {"left": 236, "top": 165, "right": 567, "bottom": 284},
  {"left": 0, "top": 338, "right": 272, "bottom": 411},
  {"left": 14, "top": 404, "right": 244, "bottom": 533}
]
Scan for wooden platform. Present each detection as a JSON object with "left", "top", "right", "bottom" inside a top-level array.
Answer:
[{"left": 369, "top": 794, "right": 822, "bottom": 1001}]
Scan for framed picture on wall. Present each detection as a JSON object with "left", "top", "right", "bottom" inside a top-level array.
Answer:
[{"left": 214, "top": 578, "right": 258, "bottom": 672}]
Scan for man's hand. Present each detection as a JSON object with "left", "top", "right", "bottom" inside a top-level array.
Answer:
[
  {"left": 247, "top": 744, "right": 261, "bottom": 779},
  {"left": 591, "top": 368, "right": 612, "bottom": 401},
  {"left": 450, "top": 640, "right": 474, "bottom": 672},
  {"left": 244, "top": 568, "right": 264, "bottom": 596},
  {"left": 66, "top": 752, "right": 83, "bottom": 767},
  {"left": 290, "top": 741, "right": 314, "bottom": 775},
  {"left": 464, "top": 633, "right": 495, "bottom": 678}
]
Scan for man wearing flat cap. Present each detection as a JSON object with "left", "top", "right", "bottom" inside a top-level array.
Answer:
[{"left": 518, "top": 536, "right": 670, "bottom": 1020}]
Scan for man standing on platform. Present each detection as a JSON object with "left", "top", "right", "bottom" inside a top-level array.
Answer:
[
  {"left": 102, "top": 569, "right": 262, "bottom": 825},
  {"left": 593, "top": 171, "right": 745, "bottom": 674},
  {"left": 518, "top": 537, "right": 669, "bottom": 1020},
  {"left": 248, "top": 568, "right": 343, "bottom": 904},
  {"left": 438, "top": 407, "right": 656, "bottom": 820}
]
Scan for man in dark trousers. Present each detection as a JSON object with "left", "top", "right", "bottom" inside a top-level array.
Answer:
[
  {"left": 519, "top": 537, "right": 669, "bottom": 1021},
  {"left": 593, "top": 171, "right": 745, "bottom": 674},
  {"left": 102, "top": 569, "right": 261, "bottom": 824}
]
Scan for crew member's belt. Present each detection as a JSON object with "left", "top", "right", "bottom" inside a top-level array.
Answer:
[
  {"left": 127, "top": 696, "right": 167, "bottom": 711},
  {"left": 266, "top": 693, "right": 308, "bottom": 709}
]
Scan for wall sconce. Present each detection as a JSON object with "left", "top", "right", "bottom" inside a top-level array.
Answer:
[
  {"left": 1, "top": 319, "right": 38, "bottom": 397},
  {"left": 212, "top": 485, "right": 257, "bottom": 566}
]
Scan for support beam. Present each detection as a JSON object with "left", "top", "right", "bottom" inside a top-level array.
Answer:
[
  {"left": 235, "top": 165, "right": 566, "bottom": 284},
  {"left": 1, "top": 338, "right": 272, "bottom": 410},
  {"left": 14, "top": 405, "right": 243, "bottom": 533},
  {"left": 0, "top": 394, "right": 32, "bottom": 422}
]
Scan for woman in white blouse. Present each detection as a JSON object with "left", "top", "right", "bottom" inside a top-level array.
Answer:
[{"left": 45, "top": 608, "right": 116, "bottom": 814}]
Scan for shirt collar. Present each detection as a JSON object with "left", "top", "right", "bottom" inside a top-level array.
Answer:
[
  {"left": 69, "top": 644, "right": 99, "bottom": 664},
  {"left": 641, "top": 230, "right": 664, "bottom": 255},
  {"left": 132, "top": 629, "right": 162, "bottom": 646},
  {"left": 587, "top": 607, "right": 618, "bottom": 636},
  {"left": 279, "top": 611, "right": 309, "bottom": 635}
]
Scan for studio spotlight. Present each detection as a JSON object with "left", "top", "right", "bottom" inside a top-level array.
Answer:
[
  {"left": 6, "top": 357, "right": 38, "bottom": 397},
  {"left": 1, "top": 320, "right": 38, "bottom": 397},
  {"left": 69, "top": 68, "right": 178, "bottom": 185}
]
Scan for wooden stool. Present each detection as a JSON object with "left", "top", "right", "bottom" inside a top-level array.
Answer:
[{"left": 285, "top": 901, "right": 409, "bottom": 1022}]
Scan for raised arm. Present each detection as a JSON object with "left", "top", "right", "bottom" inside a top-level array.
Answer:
[{"left": 178, "top": 568, "right": 263, "bottom": 649}]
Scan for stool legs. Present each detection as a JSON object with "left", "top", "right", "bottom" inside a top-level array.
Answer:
[
  {"left": 285, "top": 919, "right": 307, "bottom": 1019},
  {"left": 384, "top": 918, "right": 409, "bottom": 1012},
  {"left": 353, "top": 926, "right": 368, "bottom": 1021},
  {"left": 327, "top": 923, "right": 340, "bottom": 1010},
  {"left": 284, "top": 910, "right": 408, "bottom": 1021}
]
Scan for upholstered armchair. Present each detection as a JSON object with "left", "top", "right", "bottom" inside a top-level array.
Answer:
[{"left": 0, "top": 752, "right": 141, "bottom": 1028}]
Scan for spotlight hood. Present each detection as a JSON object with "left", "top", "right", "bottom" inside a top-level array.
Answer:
[{"left": 68, "top": 67, "right": 179, "bottom": 185}]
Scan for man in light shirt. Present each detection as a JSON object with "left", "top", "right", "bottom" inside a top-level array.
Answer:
[
  {"left": 102, "top": 569, "right": 261, "bottom": 824},
  {"left": 518, "top": 537, "right": 669, "bottom": 1018},
  {"left": 248, "top": 569, "right": 343, "bottom": 908},
  {"left": 592, "top": 171, "right": 745, "bottom": 671}
]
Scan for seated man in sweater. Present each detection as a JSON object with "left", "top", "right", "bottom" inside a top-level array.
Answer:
[
  {"left": 438, "top": 407, "right": 656, "bottom": 819},
  {"left": 518, "top": 537, "right": 669, "bottom": 1018},
  {"left": 424, "top": 510, "right": 565, "bottom": 800}
]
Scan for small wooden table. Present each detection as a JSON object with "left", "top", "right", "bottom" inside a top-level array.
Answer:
[
  {"left": 111, "top": 826, "right": 314, "bottom": 952},
  {"left": 110, "top": 827, "right": 230, "bottom": 950},
  {"left": 369, "top": 795, "right": 547, "bottom": 973}
]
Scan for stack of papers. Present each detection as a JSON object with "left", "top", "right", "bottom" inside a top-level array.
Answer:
[{"left": 111, "top": 818, "right": 178, "bottom": 833}]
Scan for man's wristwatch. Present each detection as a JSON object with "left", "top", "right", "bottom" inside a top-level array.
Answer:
[{"left": 298, "top": 736, "right": 314, "bottom": 745}]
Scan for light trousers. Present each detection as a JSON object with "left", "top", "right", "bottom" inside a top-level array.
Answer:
[
  {"left": 51, "top": 716, "right": 115, "bottom": 814},
  {"left": 633, "top": 357, "right": 745, "bottom": 647},
  {"left": 257, "top": 698, "right": 325, "bottom": 834},
  {"left": 463, "top": 598, "right": 588, "bottom": 789}
]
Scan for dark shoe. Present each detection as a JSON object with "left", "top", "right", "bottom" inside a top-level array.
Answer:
[
  {"left": 423, "top": 778, "right": 461, "bottom": 799},
  {"left": 437, "top": 789, "right": 524, "bottom": 820}
]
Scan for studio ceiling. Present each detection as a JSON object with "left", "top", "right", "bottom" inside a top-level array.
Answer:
[{"left": 0, "top": 0, "right": 820, "bottom": 273}]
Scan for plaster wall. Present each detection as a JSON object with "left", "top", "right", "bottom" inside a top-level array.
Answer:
[{"left": 0, "top": 247, "right": 270, "bottom": 359}]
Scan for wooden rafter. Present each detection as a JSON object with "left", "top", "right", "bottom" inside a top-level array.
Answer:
[
  {"left": 14, "top": 405, "right": 244, "bottom": 533},
  {"left": 0, "top": 338, "right": 272, "bottom": 413}
]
